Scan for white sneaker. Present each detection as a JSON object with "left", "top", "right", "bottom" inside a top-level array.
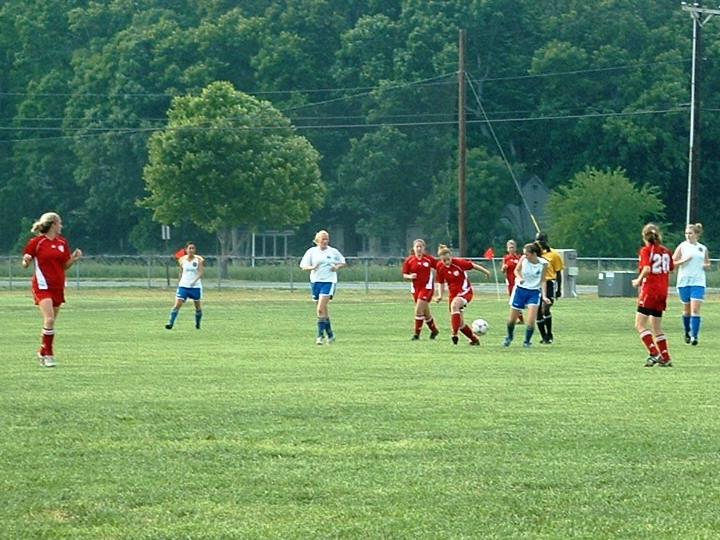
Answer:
[
  {"left": 40, "top": 355, "right": 57, "bottom": 367},
  {"left": 327, "top": 335, "right": 336, "bottom": 344},
  {"left": 315, "top": 337, "right": 324, "bottom": 345}
]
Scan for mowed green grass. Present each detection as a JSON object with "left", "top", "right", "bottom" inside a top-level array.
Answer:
[{"left": 2, "top": 288, "right": 720, "bottom": 539}]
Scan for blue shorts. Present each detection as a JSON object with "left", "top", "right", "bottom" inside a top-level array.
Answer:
[
  {"left": 678, "top": 285, "right": 705, "bottom": 304},
  {"left": 176, "top": 286, "right": 202, "bottom": 302},
  {"left": 311, "top": 282, "right": 336, "bottom": 301},
  {"left": 510, "top": 286, "right": 541, "bottom": 310}
]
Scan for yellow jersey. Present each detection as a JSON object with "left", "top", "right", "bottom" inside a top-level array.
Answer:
[{"left": 542, "top": 249, "right": 564, "bottom": 280}]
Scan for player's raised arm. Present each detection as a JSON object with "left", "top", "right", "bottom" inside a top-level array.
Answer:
[{"left": 471, "top": 261, "right": 491, "bottom": 278}]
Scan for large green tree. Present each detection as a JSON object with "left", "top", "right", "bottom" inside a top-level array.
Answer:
[
  {"left": 547, "top": 167, "right": 665, "bottom": 257},
  {"left": 142, "top": 81, "right": 324, "bottom": 256}
]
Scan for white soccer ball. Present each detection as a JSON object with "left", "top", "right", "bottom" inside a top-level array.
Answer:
[{"left": 471, "top": 318, "right": 489, "bottom": 335}]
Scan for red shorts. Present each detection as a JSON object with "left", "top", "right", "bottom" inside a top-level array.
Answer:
[
  {"left": 638, "top": 288, "right": 667, "bottom": 313},
  {"left": 33, "top": 287, "right": 65, "bottom": 307},
  {"left": 507, "top": 280, "right": 515, "bottom": 296},
  {"left": 449, "top": 289, "right": 473, "bottom": 307},
  {"left": 413, "top": 289, "right": 434, "bottom": 303}
]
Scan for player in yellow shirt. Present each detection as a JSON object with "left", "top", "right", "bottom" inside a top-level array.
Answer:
[{"left": 536, "top": 232, "right": 564, "bottom": 344}]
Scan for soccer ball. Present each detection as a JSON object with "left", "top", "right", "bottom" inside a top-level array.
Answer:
[{"left": 471, "top": 318, "right": 489, "bottom": 335}]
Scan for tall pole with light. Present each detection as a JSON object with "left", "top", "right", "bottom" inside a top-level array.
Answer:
[{"left": 680, "top": 2, "right": 719, "bottom": 224}]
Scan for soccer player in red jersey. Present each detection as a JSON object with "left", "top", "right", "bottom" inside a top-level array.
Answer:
[
  {"left": 21, "top": 212, "right": 83, "bottom": 367},
  {"left": 433, "top": 244, "right": 491, "bottom": 345},
  {"left": 631, "top": 223, "right": 675, "bottom": 367},
  {"left": 501, "top": 239, "right": 521, "bottom": 295},
  {"left": 402, "top": 238, "right": 440, "bottom": 340},
  {"left": 501, "top": 239, "right": 524, "bottom": 324}
]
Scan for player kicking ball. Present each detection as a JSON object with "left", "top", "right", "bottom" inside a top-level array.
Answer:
[
  {"left": 165, "top": 242, "right": 204, "bottom": 330},
  {"left": 434, "top": 244, "right": 490, "bottom": 345}
]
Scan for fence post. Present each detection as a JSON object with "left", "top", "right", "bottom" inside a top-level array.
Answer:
[
  {"left": 364, "top": 258, "right": 369, "bottom": 294},
  {"left": 217, "top": 256, "right": 222, "bottom": 291},
  {"left": 289, "top": 258, "right": 294, "bottom": 292},
  {"left": 8, "top": 256, "right": 12, "bottom": 290},
  {"left": 147, "top": 255, "right": 152, "bottom": 288},
  {"left": 75, "top": 259, "right": 80, "bottom": 289}
]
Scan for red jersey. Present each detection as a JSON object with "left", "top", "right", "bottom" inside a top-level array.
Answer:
[
  {"left": 23, "top": 235, "right": 71, "bottom": 290},
  {"left": 402, "top": 254, "right": 437, "bottom": 294},
  {"left": 503, "top": 253, "right": 521, "bottom": 287},
  {"left": 638, "top": 243, "right": 673, "bottom": 297},
  {"left": 436, "top": 258, "right": 475, "bottom": 298}
]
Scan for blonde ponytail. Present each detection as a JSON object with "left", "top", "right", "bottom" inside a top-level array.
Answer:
[{"left": 31, "top": 212, "right": 60, "bottom": 235}]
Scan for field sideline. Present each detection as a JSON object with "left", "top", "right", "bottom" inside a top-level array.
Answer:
[{"left": 2, "top": 289, "right": 720, "bottom": 539}]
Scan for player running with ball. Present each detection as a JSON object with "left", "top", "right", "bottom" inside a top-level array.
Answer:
[
  {"left": 402, "top": 239, "right": 440, "bottom": 340},
  {"left": 300, "top": 230, "right": 346, "bottom": 345},
  {"left": 22, "top": 212, "right": 82, "bottom": 367},
  {"left": 632, "top": 224, "right": 674, "bottom": 367},
  {"left": 433, "top": 244, "right": 491, "bottom": 345}
]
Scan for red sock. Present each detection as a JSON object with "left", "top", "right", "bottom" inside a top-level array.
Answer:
[
  {"left": 640, "top": 330, "right": 658, "bottom": 356},
  {"left": 451, "top": 313, "right": 462, "bottom": 335},
  {"left": 41, "top": 328, "right": 55, "bottom": 356},
  {"left": 460, "top": 324, "right": 478, "bottom": 342},
  {"left": 655, "top": 334, "right": 670, "bottom": 361},
  {"left": 414, "top": 317, "right": 424, "bottom": 335},
  {"left": 426, "top": 317, "right": 438, "bottom": 333}
]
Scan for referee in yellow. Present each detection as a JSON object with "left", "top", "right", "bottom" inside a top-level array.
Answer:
[{"left": 536, "top": 232, "right": 564, "bottom": 344}]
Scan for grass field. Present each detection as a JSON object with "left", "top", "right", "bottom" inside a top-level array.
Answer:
[{"left": 2, "top": 289, "right": 720, "bottom": 539}]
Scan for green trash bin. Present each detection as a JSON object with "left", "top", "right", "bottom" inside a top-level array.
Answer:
[{"left": 598, "top": 270, "right": 636, "bottom": 297}]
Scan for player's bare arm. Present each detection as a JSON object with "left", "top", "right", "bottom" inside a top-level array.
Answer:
[
  {"left": 64, "top": 248, "right": 83, "bottom": 270},
  {"left": 471, "top": 262, "right": 491, "bottom": 278},
  {"left": 21, "top": 253, "right": 32, "bottom": 268},
  {"left": 631, "top": 266, "right": 650, "bottom": 288}
]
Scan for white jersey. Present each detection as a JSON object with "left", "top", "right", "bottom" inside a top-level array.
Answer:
[
  {"left": 300, "top": 246, "right": 345, "bottom": 283},
  {"left": 676, "top": 241, "right": 707, "bottom": 287},
  {"left": 178, "top": 256, "right": 203, "bottom": 288},
  {"left": 517, "top": 256, "right": 548, "bottom": 291}
]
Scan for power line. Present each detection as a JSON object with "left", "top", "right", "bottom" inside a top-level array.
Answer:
[
  {"left": 475, "top": 59, "right": 690, "bottom": 83},
  {"left": 0, "top": 103, "right": 691, "bottom": 145},
  {"left": 0, "top": 58, "right": 688, "bottom": 101},
  {"left": 465, "top": 72, "right": 540, "bottom": 232}
]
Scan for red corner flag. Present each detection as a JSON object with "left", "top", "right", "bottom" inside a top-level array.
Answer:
[
  {"left": 483, "top": 247, "right": 495, "bottom": 260},
  {"left": 174, "top": 247, "right": 186, "bottom": 260}
]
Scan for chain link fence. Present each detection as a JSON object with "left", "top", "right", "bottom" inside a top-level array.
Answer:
[{"left": 2, "top": 255, "right": 719, "bottom": 292}]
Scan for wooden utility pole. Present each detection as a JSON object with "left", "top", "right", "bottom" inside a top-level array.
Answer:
[{"left": 457, "top": 29, "right": 467, "bottom": 256}]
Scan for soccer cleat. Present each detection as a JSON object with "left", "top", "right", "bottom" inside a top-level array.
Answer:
[
  {"left": 165, "top": 323, "right": 173, "bottom": 330},
  {"left": 657, "top": 359, "right": 673, "bottom": 368},
  {"left": 315, "top": 337, "right": 324, "bottom": 345},
  {"left": 502, "top": 337, "right": 512, "bottom": 347},
  {"left": 327, "top": 335, "right": 336, "bottom": 344},
  {"left": 195, "top": 323, "right": 201, "bottom": 330},
  {"left": 41, "top": 355, "right": 57, "bottom": 367},
  {"left": 644, "top": 355, "right": 660, "bottom": 367},
  {"left": 540, "top": 339, "right": 553, "bottom": 345},
  {"left": 429, "top": 330, "right": 439, "bottom": 340},
  {"left": 451, "top": 335, "right": 459, "bottom": 345},
  {"left": 523, "top": 341, "right": 532, "bottom": 348},
  {"left": 691, "top": 337, "right": 698, "bottom": 346},
  {"left": 411, "top": 334, "right": 420, "bottom": 341},
  {"left": 469, "top": 340, "right": 480, "bottom": 346},
  {"left": 684, "top": 332, "right": 691, "bottom": 344}
]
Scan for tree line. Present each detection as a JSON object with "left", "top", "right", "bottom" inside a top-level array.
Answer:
[{"left": 1, "top": 0, "right": 717, "bottom": 257}]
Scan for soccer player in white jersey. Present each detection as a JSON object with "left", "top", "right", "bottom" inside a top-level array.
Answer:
[
  {"left": 503, "top": 242, "right": 550, "bottom": 348},
  {"left": 300, "top": 230, "right": 346, "bottom": 344},
  {"left": 673, "top": 223, "right": 711, "bottom": 345},
  {"left": 165, "top": 242, "right": 204, "bottom": 330}
]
